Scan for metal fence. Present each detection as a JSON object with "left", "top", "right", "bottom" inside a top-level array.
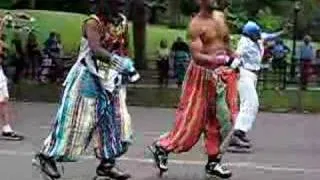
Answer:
[{"left": 257, "top": 62, "right": 320, "bottom": 91}]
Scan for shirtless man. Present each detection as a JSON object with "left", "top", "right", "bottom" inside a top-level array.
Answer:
[{"left": 148, "top": 0, "right": 238, "bottom": 179}]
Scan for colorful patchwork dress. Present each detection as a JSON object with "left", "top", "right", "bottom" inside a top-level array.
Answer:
[{"left": 40, "top": 14, "right": 136, "bottom": 162}]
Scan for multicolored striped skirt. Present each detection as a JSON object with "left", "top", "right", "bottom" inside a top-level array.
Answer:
[{"left": 41, "top": 64, "right": 132, "bottom": 162}]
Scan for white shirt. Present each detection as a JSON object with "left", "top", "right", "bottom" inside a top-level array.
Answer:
[
  {"left": 236, "top": 32, "right": 279, "bottom": 71},
  {"left": 236, "top": 36, "right": 264, "bottom": 71}
]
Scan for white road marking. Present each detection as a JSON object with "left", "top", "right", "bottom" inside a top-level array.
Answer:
[{"left": 0, "top": 150, "right": 319, "bottom": 174}]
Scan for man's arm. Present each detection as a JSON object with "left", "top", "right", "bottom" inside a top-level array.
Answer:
[{"left": 261, "top": 31, "right": 285, "bottom": 41}]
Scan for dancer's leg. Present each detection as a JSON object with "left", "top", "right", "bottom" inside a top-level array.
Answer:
[
  {"left": 204, "top": 70, "right": 233, "bottom": 179},
  {"left": 93, "top": 91, "right": 131, "bottom": 180},
  {"left": 232, "top": 69, "right": 259, "bottom": 148},
  {"left": 37, "top": 68, "right": 97, "bottom": 178},
  {"left": 149, "top": 63, "right": 208, "bottom": 172},
  {"left": 0, "top": 85, "right": 23, "bottom": 140}
]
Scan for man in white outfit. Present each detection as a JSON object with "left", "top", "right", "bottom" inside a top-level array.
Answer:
[{"left": 228, "top": 21, "right": 285, "bottom": 152}]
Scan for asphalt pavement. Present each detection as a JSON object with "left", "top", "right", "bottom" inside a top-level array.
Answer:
[{"left": 0, "top": 102, "right": 319, "bottom": 180}]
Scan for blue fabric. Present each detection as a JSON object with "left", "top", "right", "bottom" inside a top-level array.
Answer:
[
  {"left": 272, "top": 44, "right": 290, "bottom": 59},
  {"left": 96, "top": 89, "right": 124, "bottom": 159},
  {"left": 300, "top": 44, "right": 314, "bottom": 60},
  {"left": 79, "top": 69, "right": 100, "bottom": 98}
]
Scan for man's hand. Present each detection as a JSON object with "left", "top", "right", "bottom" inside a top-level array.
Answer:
[{"left": 229, "top": 58, "right": 241, "bottom": 69}]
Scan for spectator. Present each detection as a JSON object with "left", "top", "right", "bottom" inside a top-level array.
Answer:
[
  {"left": 44, "top": 32, "right": 63, "bottom": 83},
  {"left": 315, "top": 49, "right": 320, "bottom": 64},
  {"left": 299, "top": 35, "right": 315, "bottom": 90},
  {"left": 44, "top": 32, "right": 58, "bottom": 52},
  {"left": 259, "top": 41, "right": 274, "bottom": 89},
  {"left": 271, "top": 38, "right": 290, "bottom": 90},
  {"left": 39, "top": 51, "right": 53, "bottom": 84},
  {"left": 11, "top": 32, "right": 25, "bottom": 84},
  {"left": 156, "top": 39, "right": 170, "bottom": 88},
  {"left": 315, "top": 49, "right": 320, "bottom": 84},
  {"left": 53, "top": 33, "right": 64, "bottom": 83},
  {"left": 26, "top": 32, "right": 41, "bottom": 81},
  {"left": 171, "top": 37, "right": 190, "bottom": 88},
  {"left": 56, "top": 33, "right": 64, "bottom": 57}
]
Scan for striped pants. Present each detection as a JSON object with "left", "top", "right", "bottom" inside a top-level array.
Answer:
[{"left": 158, "top": 62, "right": 238, "bottom": 157}]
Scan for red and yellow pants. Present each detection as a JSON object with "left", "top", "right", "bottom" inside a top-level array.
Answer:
[{"left": 159, "top": 61, "right": 238, "bottom": 157}]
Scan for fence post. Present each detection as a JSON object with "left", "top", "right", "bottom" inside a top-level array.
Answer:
[{"left": 292, "top": 1, "right": 303, "bottom": 112}]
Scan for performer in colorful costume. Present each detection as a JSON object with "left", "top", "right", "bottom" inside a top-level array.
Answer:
[
  {"left": 33, "top": 0, "right": 139, "bottom": 179},
  {"left": 228, "top": 21, "right": 286, "bottom": 152},
  {"left": 0, "top": 14, "right": 24, "bottom": 141},
  {"left": 148, "top": 0, "right": 238, "bottom": 179}
]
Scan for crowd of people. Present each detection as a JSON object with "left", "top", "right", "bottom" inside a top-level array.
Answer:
[
  {"left": 156, "top": 37, "right": 191, "bottom": 88},
  {"left": 1, "top": 30, "right": 65, "bottom": 85},
  {"left": 262, "top": 34, "right": 320, "bottom": 90},
  {"left": 156, "top": 34, "right": 320, "bottom": 90}
]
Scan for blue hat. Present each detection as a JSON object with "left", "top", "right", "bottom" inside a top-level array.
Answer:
[{"left": 242, "top": 21, "right": 261, "bottom": 38}]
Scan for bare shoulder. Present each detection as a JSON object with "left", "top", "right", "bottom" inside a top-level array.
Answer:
[
  {"left": 187, "top": 17, "right": 203, "bottom": 39},
  {"left": 212, "top": 10, "right": 226, "bottom": 24}
]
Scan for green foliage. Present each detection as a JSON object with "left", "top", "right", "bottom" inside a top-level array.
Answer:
[
  {"left": 180, "top": 0, "right": 198, "bottom": 16},
  {"left": 0, "top": 0, "right": 12, "bottom": 9},
  {"left": 256, "top": 8, "right": 283, "bottom": 32}
]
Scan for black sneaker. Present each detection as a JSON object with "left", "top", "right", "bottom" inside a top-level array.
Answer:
[
  {"left": 96, "top": 161, "right": 131, "bottom": 180},
  {"left": 148, "top": 143, "right": 168, "bottom": 172},
  {"left": 206, "top": 162, "right": 232, "bottom": 179},
  {"left": 230, "top": 130, "right": 252, "bottom": 148},
  {"left": 234, "top": 130, "right": 251, "bottom": 143},
  {"left": 35, "top": 153, "right": 61, "bottom": 179},
  {"left": 1, "top": 131, "right": 24, "bottom": 141}
]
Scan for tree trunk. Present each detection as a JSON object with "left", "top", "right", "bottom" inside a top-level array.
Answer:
[
  {"left": 132, "top": 0, "right": 147, "bottom": 69},
  {"left": 29, "top": 0, "right": 36, "bottom": 9},
  {"left": 168, "top": 0, "right": 181, "bottom": 28}
]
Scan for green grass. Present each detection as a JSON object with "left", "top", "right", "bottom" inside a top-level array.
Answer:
[{"left": 1, "top": 10, "right": 186, "bottom": 60}]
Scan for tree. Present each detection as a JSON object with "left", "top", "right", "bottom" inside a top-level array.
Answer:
[
  {"left": 29, "top": 0, "right": 35, "bottom": 9},
  {"left": 168, "top": 0, "right": 183, "bottom": 28},
  {"left": 131, "top": 0, "right": 147, "bottom": 69},
  {"left": 144, "top": 0, "right": 167, "bottom": 24}
]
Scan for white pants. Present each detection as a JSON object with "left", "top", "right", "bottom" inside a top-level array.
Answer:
[{"left": 234, "top": 68, "right": 259, "bottom": 133}]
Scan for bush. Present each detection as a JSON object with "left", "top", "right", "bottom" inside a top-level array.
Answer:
[{"left": 256, "top": 8, "right": 283, "bottom": 32}]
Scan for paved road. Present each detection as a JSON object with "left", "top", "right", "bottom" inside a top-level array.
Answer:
[{"left": 0, "top": 102, "right": 319, "bottom": 180}]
